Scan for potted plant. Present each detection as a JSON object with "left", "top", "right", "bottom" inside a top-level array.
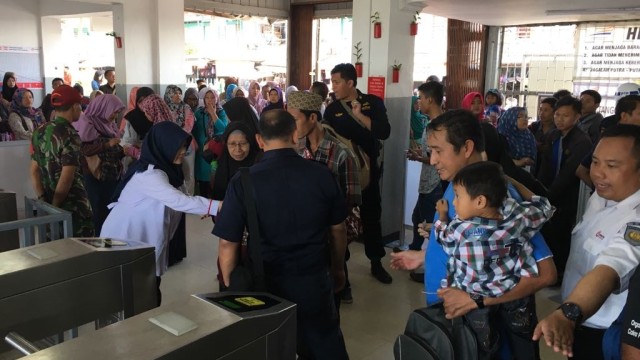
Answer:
[
  {"left": 106, "top": 31, "right": 122, "bottom": 48},
  {"left": 353, "top": 41, "right": 364, "bottom": 78},
  {"left": 392, "top": 60, "right": 401, "bottom": 83},
  {"left": 410, "top": 11, "right": 420, "bottom": 36},
  {"left": 371, "top": 12, "right": 381, "bottom": 39}
]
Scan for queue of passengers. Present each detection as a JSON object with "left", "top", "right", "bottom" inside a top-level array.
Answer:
[{"left": 2, "top": 64, "right": 640, "bottom": 359}]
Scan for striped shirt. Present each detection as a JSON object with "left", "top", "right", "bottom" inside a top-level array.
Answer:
[{"left": 435, "top": 196, "right": 553, "bottom": 297}]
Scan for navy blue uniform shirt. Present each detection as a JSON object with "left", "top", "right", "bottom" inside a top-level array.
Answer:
[
  {"left": 324, "top": 90, "right": 390, "bottom": 174},
  {"left": 212, "top": 148, "right": 347, "bottom": 276}
]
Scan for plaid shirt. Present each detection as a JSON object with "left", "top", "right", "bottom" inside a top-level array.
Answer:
[
  {"left": 435, "top": 196, "right": 553, "bottom": 297},
  {"left": 298, "top": 130, "right": 362, "bottom": 207}
]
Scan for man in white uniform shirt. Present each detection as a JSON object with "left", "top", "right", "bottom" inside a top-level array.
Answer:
[{"left": 534, "top": 124, "right": 640, "bottom": 359}]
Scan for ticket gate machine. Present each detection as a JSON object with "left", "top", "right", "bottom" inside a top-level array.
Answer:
[
  {"left": 0, "top": 238, "right": 156, "bottom": 354},
  {"left": 23, "top": 292, "right": 297, "bottom": 359}
]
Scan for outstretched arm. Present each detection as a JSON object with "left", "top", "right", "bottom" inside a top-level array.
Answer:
[{"left": 533, "top": 265, "right": 618, "bottom": 357}]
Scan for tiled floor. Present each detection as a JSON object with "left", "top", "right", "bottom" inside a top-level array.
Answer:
[{"left": 160, "top": 215, "right": 566, "bottom": 360}]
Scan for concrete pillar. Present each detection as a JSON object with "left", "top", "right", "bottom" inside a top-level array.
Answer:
[
  {"left": 112, "top": 0, "right": 185, "bottom": 103},
  {"left": 351, "top": 0, "right": 426, "bottom": 239},
  {"left": 40, "top": 17, "right": 64, "bottom": 100}
]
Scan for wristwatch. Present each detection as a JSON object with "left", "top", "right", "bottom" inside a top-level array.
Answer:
[
  {"left": 470, "top": 293, "right": 485, "bottom": 309},
  {"left": 559, "top": 302, "right": 583, "bottom": 323}
]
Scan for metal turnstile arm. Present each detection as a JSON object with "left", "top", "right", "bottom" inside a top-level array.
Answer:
[{"left": 5, "top": 331, "right": 40, "bottom": 355}]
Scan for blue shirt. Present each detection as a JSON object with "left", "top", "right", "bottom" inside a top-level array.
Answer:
[
  {"left": 212, "top": 148, "right": 347, "bottom": 276},
  {"left": 424, "top": 182, "right": 553, "bottom": 305}
]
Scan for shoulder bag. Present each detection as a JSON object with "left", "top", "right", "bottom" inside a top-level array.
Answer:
[{"left": 227, "top": 167, "right": 266, "bottom": 292}]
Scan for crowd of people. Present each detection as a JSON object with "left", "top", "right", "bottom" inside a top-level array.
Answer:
[{"left": 2, "top": 62, "right": 640, "bottom": 359}]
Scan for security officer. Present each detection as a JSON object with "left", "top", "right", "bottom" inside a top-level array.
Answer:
[
  {"left": 324, "top": 63, "right": 392, "bottom": 284},
  {"left": 214, "top": 109, "right": 349, "bottom": 360},
  {"left": 534, "top": 124, "right": 640, "bottom": 360}
]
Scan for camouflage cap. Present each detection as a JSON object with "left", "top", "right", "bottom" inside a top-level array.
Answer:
[{"left": 287, "top": 91, "right": 323, "bottom": 112}]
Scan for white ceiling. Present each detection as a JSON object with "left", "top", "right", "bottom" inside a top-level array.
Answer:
[
  {"left": 64, "top": 0, "right": 640, "bottom": 26},
  {"left": 420, "top": 0, "right": 640, "bottom": 26}
]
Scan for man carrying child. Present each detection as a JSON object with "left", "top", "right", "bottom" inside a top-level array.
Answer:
[
  {"left": 429, "top": 161, "right": 554, "bottom": 357},
  {"left": 391, "top": 109, "right": 558, "bottom": 359}
]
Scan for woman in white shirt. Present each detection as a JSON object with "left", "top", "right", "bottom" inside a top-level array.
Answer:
[{"left": 101, "top": 121, "right": 220, "bottom": 305}]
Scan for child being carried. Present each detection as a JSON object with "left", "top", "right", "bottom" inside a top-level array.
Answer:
[{"left": 431, "top": 161, "right": 554, "bottom": 357}]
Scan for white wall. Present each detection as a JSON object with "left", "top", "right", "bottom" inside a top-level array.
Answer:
[{"left": 0, "top": 0, "right": 40, "bottom": 47}]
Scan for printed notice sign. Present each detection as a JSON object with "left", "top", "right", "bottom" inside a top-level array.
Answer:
[
  {"left": 576, "top": 23, "right": 640, "bottom": 79},
  {"left": 368, "top": 76, "right": 385, "bottom": 100}
]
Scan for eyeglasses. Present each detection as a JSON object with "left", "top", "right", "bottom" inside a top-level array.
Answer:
[{"left": 227, "top": 142, "right": 249, "bottom": 149}]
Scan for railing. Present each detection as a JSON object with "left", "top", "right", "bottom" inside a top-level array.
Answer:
[{"left": 0, "top": 197, "right": 73, "bottom": 247}]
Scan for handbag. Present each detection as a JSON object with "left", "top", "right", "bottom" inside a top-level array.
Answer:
[
  {"left": 227, "top": 167, "right": 266, "bottom": 292},
  {"left": 85, "top": 154, "right": 102, "bottom": 180}
]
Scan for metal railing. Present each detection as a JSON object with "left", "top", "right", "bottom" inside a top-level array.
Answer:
[{"left": 0, "top": 197, "right": 73, "bottom": 247}]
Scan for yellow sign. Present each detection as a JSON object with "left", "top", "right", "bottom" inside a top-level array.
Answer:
[{"left": 235, "top": 297, "right": 265, "bottom": 307}]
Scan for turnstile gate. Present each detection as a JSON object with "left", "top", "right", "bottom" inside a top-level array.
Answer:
[
  {"left": 0, "top": 238, "right": 156, "bottom": 354},
  {"left": 22, "top": 292, "right": 296, "bottom": 359}
]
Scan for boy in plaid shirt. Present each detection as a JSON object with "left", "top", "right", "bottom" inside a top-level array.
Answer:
[{"left": 429, "top": 161, "right": 553, "bottom": 357}]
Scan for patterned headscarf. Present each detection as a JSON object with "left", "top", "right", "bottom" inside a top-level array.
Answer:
[
  {"left": 73, "top": 94, "right": 124, "bottom": 142},
  {"left": 10, "top": 88, "right": 37, "bottom": 120},
  {"left": 163, "top": 85, "right": 187, "bottom": 127},
  {"left": 497, "top": 107, "right": 537, "bottom": 161},
  {"left": 140, "top": 94, "right": 175, "bottom": 124}
]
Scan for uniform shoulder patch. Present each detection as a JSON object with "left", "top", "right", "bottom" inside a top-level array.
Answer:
[{"left": 623, "top": 222, "right": 640, "bottom": 246}]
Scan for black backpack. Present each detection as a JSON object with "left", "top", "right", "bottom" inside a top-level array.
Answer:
[{"left": 394, "top": 305, "right": 478, "bottom": 360}]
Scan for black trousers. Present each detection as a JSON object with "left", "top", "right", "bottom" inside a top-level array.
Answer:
[
  {"left": 83, "top": 174, "right": 118, "bottom": 236},
  {"left": 168, "top": 214, "right": 186, "bottom": 266},
  {"left": 361, "top": 176, "right": 385, "bottom": 261},
  {"left": 572, "top": 325, "right": 605, "bottom": 360},
  {"left": 267, "top": 272, "right": 349, "bottom": 360}
]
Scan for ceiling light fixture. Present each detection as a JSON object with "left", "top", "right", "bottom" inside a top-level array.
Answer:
[{"left": 546, "top": 7, "right": 640, "bottom": 16}]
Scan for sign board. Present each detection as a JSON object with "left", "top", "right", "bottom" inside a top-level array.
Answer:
[
  {"left": 367, "top": 76, "right": 385, "bottom": 100},
  {"left": 576, "top": 23, "right": 640, "bottom": 79}
]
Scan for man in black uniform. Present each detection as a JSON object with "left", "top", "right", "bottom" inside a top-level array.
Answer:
[
  {"left": 214, "top": 110, "right": 349, "bottom": 360},
  {"left": 324, "top": 63, "right": 392, "bottom": 284}
]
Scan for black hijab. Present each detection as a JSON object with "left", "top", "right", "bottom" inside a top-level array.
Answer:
[
  {"left": 212, "top": 121, "right": 259, "bottom": 200},
  {"left": 112, "top": 121, "right": 192, "bottom": 201},
  {"left": 124, "top": 87, "right": 155, "bottom": 140},
  {"left": 222, "top": 97, "right": 260, "bottom": 135},
  {"left": 2, "top": 72, "right": 17, "bottom": 102}
]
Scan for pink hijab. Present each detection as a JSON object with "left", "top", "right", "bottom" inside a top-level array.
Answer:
[
  {"left": 73, "top": 94, "right": 124, "bottom": 142},
  {"left": 247, "top": 81, "right": 267, "bottom": 113},
  {"left": 139, "top": 94, "right": 175, "bottom": 124},
  {"left": 127, "top": 86, "right": 139, "bottom": 112}
]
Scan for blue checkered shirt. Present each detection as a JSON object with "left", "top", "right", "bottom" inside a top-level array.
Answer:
[{"left": 435, "top": 196, "right": 553, "bottom": 297}]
